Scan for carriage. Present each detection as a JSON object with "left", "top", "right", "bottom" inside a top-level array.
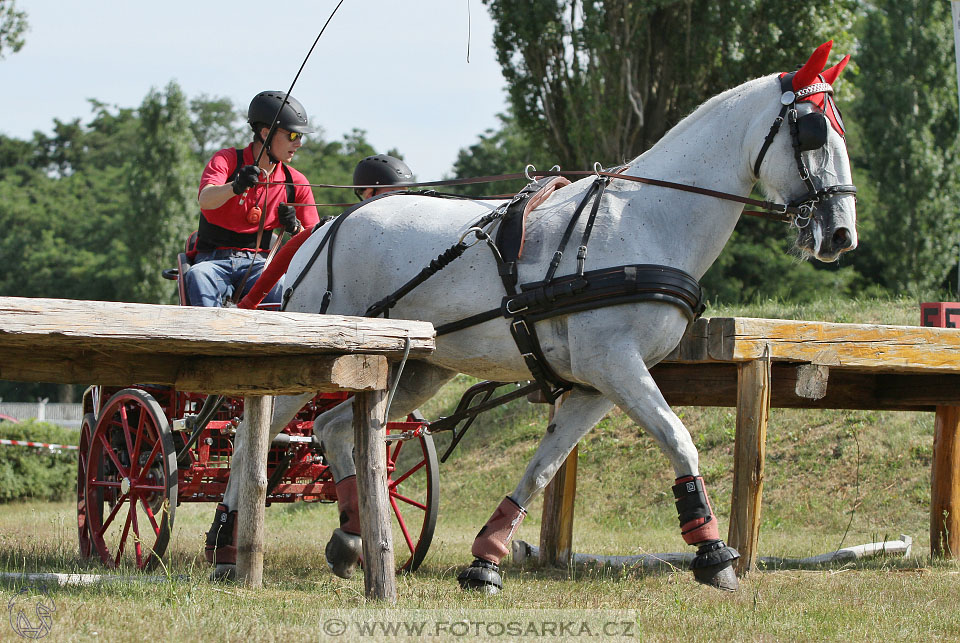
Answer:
[{"left": 74, "top": 239, "right": 440, "bottom": 573}]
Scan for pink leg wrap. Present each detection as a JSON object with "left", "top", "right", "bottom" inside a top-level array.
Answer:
[
  {"left": 471, "top": 496, "right": 527, "bottom": 564},
  {"left": 335, "top": 475, "right": 362, "bottom": 535},
  {"left": 675, "top": 475, "right": 721, "bottom": 545}
]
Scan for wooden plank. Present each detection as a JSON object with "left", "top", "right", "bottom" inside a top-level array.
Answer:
[
  {"left": 0, "top": 347, "right": 387, "bottom": 395},
  {"left": 0, "top": 296, "right": 434, "bottom": 358},
  {"left": 354, "top": 388, "right": 397, "bottom": 602},
  {"left": 650, "top": 363, "right": 960, "bottom": 411},
  {"left": 175, "top": 355, "right": 387, "bottom": 394},
  {"left": 931, "top": 406, "right": 960, "bottom": 558},
  {"left": 728, "top": 357, "right": 770, "bottom": 576},
  {"left": 708, "top": 317, "right": 960, "bottom": 372},
  {"left": 236, "top": 395, "right": 272, "bottom": 588}
]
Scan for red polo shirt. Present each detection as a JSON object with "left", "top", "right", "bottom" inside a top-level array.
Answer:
[{"left": 199, "top": 144, "right": 320, "bottom": 235}]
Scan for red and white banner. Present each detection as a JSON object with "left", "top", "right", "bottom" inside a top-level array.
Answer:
[{"left": 0, "top": 439, "right": 78, "bottom": 451}]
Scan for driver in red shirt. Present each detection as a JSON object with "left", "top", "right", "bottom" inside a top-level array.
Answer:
[{"left": 184, "top": 90, "right": 320, "bottom": 307}]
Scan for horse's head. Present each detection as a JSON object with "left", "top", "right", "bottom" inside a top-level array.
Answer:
[{"left": 753, "top": 41, "right": 857, "bottom": 263}]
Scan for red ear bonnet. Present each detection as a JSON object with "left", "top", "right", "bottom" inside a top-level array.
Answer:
[
  {"left": 786, "top": 41, "right": 849, "bottom": 137},
  {"left": 792, "top": 40, "right": 833, "bottom": 91}
]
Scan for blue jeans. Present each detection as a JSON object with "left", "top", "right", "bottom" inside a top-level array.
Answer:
[{"left": 183, "top": 249, "right": 283, "bottom": 308}]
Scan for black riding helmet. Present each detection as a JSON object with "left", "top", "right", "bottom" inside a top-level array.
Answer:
[
  {"left": 247, "top": 91, "right": 315, "bottom": 135},
  {"left": 353, "top": 154, "right": 414, "bottom": 200}
]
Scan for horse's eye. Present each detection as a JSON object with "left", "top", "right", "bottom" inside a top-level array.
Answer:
[{"left": 796, "top": 112, "right": 828, "bottom": 152}]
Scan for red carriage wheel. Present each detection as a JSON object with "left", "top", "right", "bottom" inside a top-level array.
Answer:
[
  {"left": 76, "top": 412, "right": 96, "bottom": 558},
  {"left": 387, "top": 418, "right": 439, "bottom": 572},
  {"left": 85, "top": 389, "right": 177, "bottom": 570}
]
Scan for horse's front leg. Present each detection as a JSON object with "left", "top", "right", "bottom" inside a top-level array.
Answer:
[
  {"left": 458, "top": 387, "right": 614, "bottom": 594},
  {"left": 205, "top": 392, "right": 313, "bottom": 580},
  {"left": 589, "top": 356, "right": 740, "bottom": 591},
  {"left": 317, "top": 361, "right": 457, "bottom": 579}
]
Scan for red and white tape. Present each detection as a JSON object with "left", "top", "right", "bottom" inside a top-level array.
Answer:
[{"left": 0, "top": 438, "right": 78, "bottom": 451}]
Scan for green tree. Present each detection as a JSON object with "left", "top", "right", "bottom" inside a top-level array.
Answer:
[
  {"left": 847, "top": 0, "right": 960, "bottom": 293},
  {"left": 125, "top": 82, "right": 199, "bottom": 303},
  {"left": 451, "top": 110, "right": 553, "bottom": 197},
  {"left": 0, "top": 0, "right": 26, "bottom": 60},
  {"left": 483, "top": 0, "right": 860, "bottom": 170},
  {"left": 190, "top": 95, "right": 244, "bottom": 162}
]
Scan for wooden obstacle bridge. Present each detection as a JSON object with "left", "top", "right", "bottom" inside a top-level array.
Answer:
[
  {"left": 540, "top": 316, "right": 960, "bottom": 575},
  {"left": 0, "top": 296, "right": 435, "bottom": 602}
]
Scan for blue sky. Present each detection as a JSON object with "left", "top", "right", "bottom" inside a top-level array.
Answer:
[{"left": 0, "top": 0, "right": 509, "bottom": 180}]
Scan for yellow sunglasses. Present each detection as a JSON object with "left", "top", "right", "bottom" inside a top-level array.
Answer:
[{"left": 278, "top": 129, "right": 304, "bottom": 142}]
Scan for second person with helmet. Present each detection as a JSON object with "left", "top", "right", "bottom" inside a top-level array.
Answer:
[{"left": 352, "top": 154, "right": 414, "bottom": 201}]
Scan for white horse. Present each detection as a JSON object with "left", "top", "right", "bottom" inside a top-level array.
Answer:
[{"left": 206, "top": 41, "right": 857, "bottom": 592}]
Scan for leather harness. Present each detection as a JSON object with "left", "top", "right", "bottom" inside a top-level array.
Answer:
[{"left": 282, "top": 73, "right": 859, "bottom": 401}]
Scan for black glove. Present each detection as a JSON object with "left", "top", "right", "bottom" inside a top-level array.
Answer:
[
  {"left": 231, "top": 165, "right": 261, "bottom": 195},
  {"left": 277, "top": 203, "right": 300, "bottom": 234}
]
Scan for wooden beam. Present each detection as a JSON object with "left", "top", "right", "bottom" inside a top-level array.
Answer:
[
  {"left": 236, "top": 395, "right": 272, "bottom": 588},
  {"left": 931, "top": 406, "right": 960, "bottom": 558},
  {"left": 175, "top": 355, "right": 387, "bottom": 394},
  {"left": 650, "top": 363, "right": 960, "bottom": 411},
  {"left": 728, "top": 357, "right": 770, "bottom": 576},
  {"left": 708, "top": 317, "right": 960, "bottom": 373},
  {"left": 0, "top": 296, "right": 434, "bottom": 358},
  {"left": 354, "top": 388, "right": 396, "bottom": 602},
  {"left": 539, "top": 395, "right": 577, "bottom": 568},
  {"left": 0, "top": 347, "right": 387, "bottom": 395}
]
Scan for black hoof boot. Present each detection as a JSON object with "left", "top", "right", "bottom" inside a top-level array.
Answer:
[
  {"left": 325, "top": 528, "right": 363, "bottom": 579},
  {"left": 457, "top": 558, "right": 502, "bottom": 595},
  {"left": 691, "top": 540, "right": 740, "bottom": 591},
  {"left": 209, "top": 564, "right": 236, "bottom": 583}
]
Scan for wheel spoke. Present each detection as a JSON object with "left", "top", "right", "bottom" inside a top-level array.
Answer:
[
  {"left": 119, "top": 404, "right": 136, "bottom": 470},
  {"left": 389, "top": 438, "right": 404, "bottom": 464},
  {"left": 389, "top": 491, "right": 427, "bottom": 511},
  {"left": 97, "top": 432, "right": 129, "bottom": 478},
  {"left": 114, "top": 502, "right": 135, "bottom": 566},
  {"left": 139, "top": 496, "right": 161, "bottom": 535},
  {"left": 130, "top": 502, "right": 143, "bottom": 567},
  {"left": 390, "top": 494, "right": 416, "bottom": 554},
  {"left": 89, "top": 480, "right": 123, "bottom": 489},
  {"left": 133, "top": 484, "right": 166, "bottom": 493},
  {"left": 389, "top": 459, "right": 425, "bottom": 490},
  {"left": 135, "top": 441, "right": 162, "bottom": 484},
  {"left": 97, "top": 491, "right": 129, "bottom": 533},
  {"left": 130, "top": 409, "right": 147, "bottom": 478}
]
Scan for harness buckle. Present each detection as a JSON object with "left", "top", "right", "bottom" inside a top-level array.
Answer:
[{"left": 505, "top": 299, "right": 529, "bottom": 315}]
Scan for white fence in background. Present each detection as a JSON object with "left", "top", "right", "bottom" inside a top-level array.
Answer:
[{"left": 0, "top": 401, "right": 83, "bottom": 428}]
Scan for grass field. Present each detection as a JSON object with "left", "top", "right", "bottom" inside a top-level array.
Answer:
[{"left": 0, "top": 296, "right": 958, "bottom": 641}]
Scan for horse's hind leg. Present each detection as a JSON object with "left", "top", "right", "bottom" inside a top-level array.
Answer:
[
  {"left": 317, "top": 360, "right": 457, "bottom": 578},
  {"left": 591, "top": 361, "right": 740, "bottom": 591},
  {"left": 205, "top": 392, "right": 313, "bottom": 580},
  {"left": 458, "top": 387, "right": 614, "bottom": 594}
]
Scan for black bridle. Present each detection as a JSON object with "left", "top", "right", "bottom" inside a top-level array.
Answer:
[{"left": 752, "top": 72, "right": 857, "bottom": 228}]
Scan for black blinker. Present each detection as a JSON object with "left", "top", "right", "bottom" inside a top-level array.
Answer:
[{"left": 796, "top": 112, "right": 828, "bottom": 152}]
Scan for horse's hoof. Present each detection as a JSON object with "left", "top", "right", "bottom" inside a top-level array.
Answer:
[
  {"left": 457, "top": 558, "right": 502, "bottom": 594},
  {"left": 209, "top": 564, "right": 236, "bottom": 583},
  {"left": 325, "top": 528, "right": 363, "bottom": 579},
  {"left": 690, "top": 540, "right": 740, "bottom": 592}
]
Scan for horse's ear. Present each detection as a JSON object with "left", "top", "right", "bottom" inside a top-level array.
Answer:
[
  {"left": 793, "top": 40, "right": 833, "bottom": 90},
  {"left": 820, "top": 54, "right": 850, "bottom": 86}
]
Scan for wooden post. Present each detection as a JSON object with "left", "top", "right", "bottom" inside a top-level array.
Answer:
[
  {"left": 931, "top": 405, "right": 960, "bottom": 558},
  {"left": 236, "top": 395, "right": 272, "bottom": 587},
  {"left": 353, "top": 388, "right": 397, "bottom": 602},
  {"left": 728, "top": 355, "right": 770, "bottom": 576},
  {"left": 539, "top": 395, "right": 577, "bottom": 568}
]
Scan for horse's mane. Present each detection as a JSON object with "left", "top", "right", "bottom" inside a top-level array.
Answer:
[{"left": 643, "top": 74, "right": 776, "bottom": 156}]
